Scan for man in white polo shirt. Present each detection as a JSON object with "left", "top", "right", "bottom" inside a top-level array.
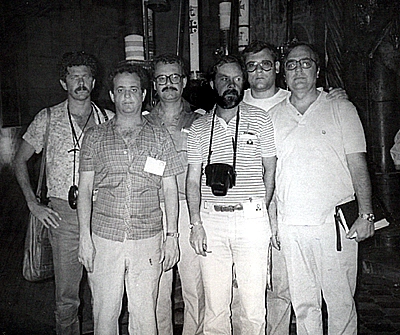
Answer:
[
  {"left": 239, "top": 40, "right": 348, "bottom": 335},
  {"left": 270, "top": 42, "right": 374, "bottom": 335}
]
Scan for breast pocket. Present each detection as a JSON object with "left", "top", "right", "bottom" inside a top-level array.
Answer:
[{"left": 239, "top": 134, "right": 258, "bottom": 156}]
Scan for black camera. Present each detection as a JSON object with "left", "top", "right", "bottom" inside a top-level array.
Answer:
[
  {"left": 68, "top": 185, "right": 78, "bottom": 210},
  {"left": 205, "top": 163, "right": 236, "bottom": 196}
]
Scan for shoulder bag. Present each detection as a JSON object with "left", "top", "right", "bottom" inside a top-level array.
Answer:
[{"left": 22, "top": 108, "right": 54, "bottom": 282}]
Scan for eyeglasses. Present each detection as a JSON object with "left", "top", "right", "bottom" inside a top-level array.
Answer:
[
  {"left": 154, "top": 73, "right": 185, "bottom": 85},
  {"left": 246, "top": 60, "right": 274, "bottom": 72},
  {"left": 284, "top": 58, "right": 316, "bottom": 71}
]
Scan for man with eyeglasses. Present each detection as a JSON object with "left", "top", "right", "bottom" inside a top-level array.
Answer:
[
  {"left": 239, "top": 40, "right": 347, "bottom": 335},
  {"left": 269, "top": 42, "right": 374, "bottom": 335},
  {"left": 148, "top": 54, "right": 205, "bottom": 335}
]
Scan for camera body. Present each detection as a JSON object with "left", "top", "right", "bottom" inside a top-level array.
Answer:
[
  {"left": 205, "top": 163, "right": 236, "bottom": 196},
  {"left": 68, "top": 185, "right": 78, "bottom": 210}
]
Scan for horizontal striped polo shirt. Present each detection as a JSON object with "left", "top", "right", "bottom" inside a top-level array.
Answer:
[{"left": 187, "top": 101, "right": 276, "bottom": 203}]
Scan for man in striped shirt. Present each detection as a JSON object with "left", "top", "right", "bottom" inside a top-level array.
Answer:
[{"left": 186, "top": 55, "right": 276, "bottom": 334}]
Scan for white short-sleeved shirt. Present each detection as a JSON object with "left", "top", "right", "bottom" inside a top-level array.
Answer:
[
  {"left": 270, "top": 91, "right": 366, "bottom": 225},
  {"left": 187, "top": 101, "right": 276, "bottom": 203}
]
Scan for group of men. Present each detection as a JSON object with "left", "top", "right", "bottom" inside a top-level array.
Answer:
[{"left": 15, "top": 39, "right": 375, "bottom": 335}]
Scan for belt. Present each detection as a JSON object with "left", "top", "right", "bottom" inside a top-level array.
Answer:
[{"left": 213, "top": 204, "right": 243, "bottom": 212}]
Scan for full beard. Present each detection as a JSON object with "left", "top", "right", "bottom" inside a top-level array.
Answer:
[{"left": 215, "top": 89, "right": 243, "bottom": 109}]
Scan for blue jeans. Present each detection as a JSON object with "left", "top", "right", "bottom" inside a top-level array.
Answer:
[
  {"left": 49, "top": 197, "right": 83, "bottom": 335},
  {"left": 200, "top": 200, "right": 270, "bottom": 335}
]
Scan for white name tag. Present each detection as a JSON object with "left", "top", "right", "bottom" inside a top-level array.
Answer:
[
  {"left": 242, "top": 199, "right": 264, "bottom": 218},
  {"left": 144, "top": 156, "right": 166, "bottom": 176}
]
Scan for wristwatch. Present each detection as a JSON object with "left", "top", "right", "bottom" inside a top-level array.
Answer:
[
  {"left": 166, "top": 232, "right": 180, "bottom": 238},
  {"left": 189, "top": 220, "right": 203, "bottom": 229},
  {"left": 359, "top": 213, "right": 375, "bottom": 223}
]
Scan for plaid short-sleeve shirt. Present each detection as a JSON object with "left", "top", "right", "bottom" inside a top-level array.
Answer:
[{"left": 80, "top": 116, "right": 184, "bottom": 241}]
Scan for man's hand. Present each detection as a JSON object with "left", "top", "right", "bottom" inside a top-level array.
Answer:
[
  {"left": 268, "top": 199, "right": 280, "bottom": 250},
  {"left": 78, "top": 235, "right": 96, "bottom": 272},
  {"left": 326, "top": 87, "right": 348, "bottom": 100},
  {"left": 161, "top": 237, "right": 180, "bottom": 271},
  {"left": 347, "top": 217, "right": 375, "bottom": 242},
  {"left": 189, "top": 225, "right": 208, "bottom": 256},
  {"left": 28, "top": 200, "right": 61, "bottom": 229}
]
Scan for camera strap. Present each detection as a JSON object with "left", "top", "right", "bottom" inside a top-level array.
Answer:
[{"left": 207, "top": 107, "right": 240, "bottom": 172}]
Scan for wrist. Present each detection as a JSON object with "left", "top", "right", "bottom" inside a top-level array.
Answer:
[
  {"left": 359, "top": 213, "right": 375, "bottom": 223},
  {"left": 189, "top": 220, "right": 203, "bottom": 229},
  {"left": 166, "top": 232, "right": 180, "bottom": 238}
]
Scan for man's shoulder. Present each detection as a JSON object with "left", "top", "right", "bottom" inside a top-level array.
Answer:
[{"left": 191, "top": 111, "right": 212, "bottom": 126}]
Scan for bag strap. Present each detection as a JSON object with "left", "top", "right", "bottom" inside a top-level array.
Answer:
[{"left": 35, "top": 108, "right": 51, "bottom": 197}]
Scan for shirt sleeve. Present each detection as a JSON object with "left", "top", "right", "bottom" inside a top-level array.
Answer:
[
  {"left": 22, "top": 109, "right": 48, "bottom": 154},
  {"left": 338, "top": 100, "right": 367, "bottom": 154},
  {"left": 260, "top": 111, "right": 276, "bottom": 157},
  {"left": 79, "top": 127, "right": 97, "bottom": 172},
  {"left": 160, "top": 128, "right": 185, "bottom": 177},
  {"left": 391, "top": 129, "right": 400, "bottom": 166},
  {"left": 187, "top": 119, "right": 203, "bottom": 165}
]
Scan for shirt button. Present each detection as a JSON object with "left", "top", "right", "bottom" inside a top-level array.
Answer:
[{"left": 123, "top": 150, "right": 128, "bottom": 154}]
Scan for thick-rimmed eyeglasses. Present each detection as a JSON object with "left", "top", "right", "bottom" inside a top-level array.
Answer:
[
  {"left": 246, "top": 60, "right": 274, "bottom": 72},
  {"left": 154, "top": 73, "right": 185, "bottom": 85},
  {"left": 284, "top": 58, "right": 316, "bottom": 71}
]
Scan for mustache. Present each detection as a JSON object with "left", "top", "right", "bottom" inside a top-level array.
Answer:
[
  {"left": 223, "top": 89, "right": 239, "bottom": 96},
  {"left": 75, "top": 86, "right": 89, "bottom": 93},
  {"left": 161, "top": 86, "right": 178, "bottom": 92}
]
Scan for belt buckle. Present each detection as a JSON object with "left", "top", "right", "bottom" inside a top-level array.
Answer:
[{"left": 214, "top": 204, "right": 242, "bottom": 212}]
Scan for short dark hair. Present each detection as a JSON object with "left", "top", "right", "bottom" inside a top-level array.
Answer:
[
  {"left": 283, "top": 42, "right": 320, "bottom": 68},
  {"left": 108, "top": 60, "right": 150, "bottom": 92},
  {"left": 58, "top": 51, "right": 98, "bottom": 82},
  {"left": 242, "top": 41, "right": 279, "bottom": 62},
  {"left": 152, "top": 53, "right": 187, "bottom": 78},
  {"left": 209, "top": 54, "right": 247, "bottom": 82}
]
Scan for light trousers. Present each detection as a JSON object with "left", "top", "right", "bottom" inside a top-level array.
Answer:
[
  {"left": 200, "top": 202, "right": 270, "bottom": 335},
  {"left": 280, "top": 222, "right": 358, "bottom": 335},
  {"left": 157, "top": 200, "right": 205, "bottom": 335},
  {"left": 266, "top": 246, "right": 292, "bottom": 335},
  {"left": 89, "top": 232, "right": 162, "bottom": 335}
]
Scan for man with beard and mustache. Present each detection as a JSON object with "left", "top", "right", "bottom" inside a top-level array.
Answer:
[
  {"left": 148, "top": 54, "right": 205, "bottom": 335},
  {"left": 186, "top": 55, "right": 276, "bottom": 334},
  {"left": 15, "top": 51, "right": 113, "bottom": 335}
]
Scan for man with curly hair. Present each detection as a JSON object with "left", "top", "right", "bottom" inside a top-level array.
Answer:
[{"left": 15, "top": 51, "right": 113, "bottom": 334}]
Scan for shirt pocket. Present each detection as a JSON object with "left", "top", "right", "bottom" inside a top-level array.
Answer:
[{"left": 239, "top": 133, "right": 258, "bottom": 156}]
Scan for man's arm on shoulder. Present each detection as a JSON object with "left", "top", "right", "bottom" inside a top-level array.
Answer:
[
  {"left": 77, "top": 170, "right": 95, "bottom": 272},
  {"left": 346, "top": 152, "right": 375, "bottom": 241},
  {"left": 161, "top": 175, "right": 180, "bottom": 271},
  {"left": 14, "top": 139, "right": 61, "bottom": 228},
  {"left": 326, "top": 87, "right": 348, "bottom": 100}
]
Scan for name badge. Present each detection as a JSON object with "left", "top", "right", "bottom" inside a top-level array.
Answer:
[
  {"left": 242, "top": 199, "right": 264, "bottom": 218},
  {"left": 144, "top": 157, "right": 166, "bottom": 176}
]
